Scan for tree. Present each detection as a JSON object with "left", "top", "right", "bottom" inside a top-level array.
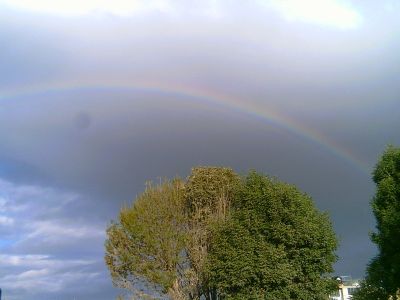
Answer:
[
  {"left": 105, "top": 167, "right": 240, "bottom": 300},
  {"left": 105, "top": 179, "right": 187, "bottom": 298},
  {"left": 206, "top": 171, "right": 338, "bottom": 299},
  {"left": 184, "top": 167, "right": 240, "bottom": 299},
  {"left": 354, "top": 146, "right": 400, "bottom": 300},
  {"left": 105, "top": 168, "right": 338, "bottom": 299}
]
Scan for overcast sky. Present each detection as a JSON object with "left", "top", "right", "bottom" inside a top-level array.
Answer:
[{"left": 1, "top": 1, "right": 400, "bottom": 299}]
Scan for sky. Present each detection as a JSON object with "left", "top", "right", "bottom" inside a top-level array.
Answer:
[{"left": 0, "top": 0, "right": 400, "bottom": 299}]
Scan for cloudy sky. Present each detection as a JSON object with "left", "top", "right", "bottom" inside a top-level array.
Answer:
[{"left": 0, "top": 0, "right": 399, "bottom": 299}]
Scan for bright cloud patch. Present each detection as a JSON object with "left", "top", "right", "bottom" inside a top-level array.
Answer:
[
  {"left": 264, "top": 0, "right": 362, "bottom": 29},
  {"left": 0, "top": 0, "right": 361, "bottom": 27},
  {"left": 0, "top": 215, "right": 14, "bottom": 226},
  {"left": 0, "top": 0, "right": 173, "bottom": 16}
]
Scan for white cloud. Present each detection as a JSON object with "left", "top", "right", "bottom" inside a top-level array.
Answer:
[
  {"left": 0, "top": 0, "right": 228, "bottom": 19},
  {"left": 0, "top": 254, "right": 94, "bottom": 268},
  {"left": 27, "top": 220, "right": 104, "bottom": 240},
  {"left": 0, "top": 0, "right": 174, "bottom": 16},
  {"left": 0, "top": 215, "right": 14, "bottom": 226},
  {"left": 0, "top": 254, "right": 49, "bottom": 267},
  {"left": 262, "top": 0, "right": 362, "bottom": 29},
  {"left": 1, "top": 267, "right": 101, "bottom": 293}
]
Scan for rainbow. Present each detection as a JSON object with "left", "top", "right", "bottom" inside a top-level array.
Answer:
[{"left": 1, "top": 79, "right": 370, "bottom": 174}]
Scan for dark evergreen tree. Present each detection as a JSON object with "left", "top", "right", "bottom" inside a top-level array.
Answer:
[{"left": 354, "top": 146, "right": 400, "bottom": 300}]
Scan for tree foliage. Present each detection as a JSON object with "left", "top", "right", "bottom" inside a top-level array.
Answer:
[
  {"left": 354, "top": 146, "right": 400, "bottom": 300},
  {"left": 206, "top": 171, "right": 338, "bottom": 299},
  {"left": 105, "top": 179, "right": 187, "bottom": 297},
  {"left": 184, "top": 167, "right": 240, "bottom": 299},
  {"left": 105, "top": 167, "right": 338, "bottom": 299}
]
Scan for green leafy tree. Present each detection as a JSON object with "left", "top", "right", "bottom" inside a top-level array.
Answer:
[
  {"left": 105, "top": 168, "right": 338, "bottom": 300},
  {"left": 105, "top": 167, "right": 240, "bottom": 299},
  {"left": 354, "top": 146, "right": 400, "bottom": 300},
  {"left": 184, "top": 167, "right": 240, "bottom": 299},
  {"left": 206, "top": 171, "right": 338, "bottom": 300},
  {"left": 105, "top": 179, "right": 187, "bottom": 298}
]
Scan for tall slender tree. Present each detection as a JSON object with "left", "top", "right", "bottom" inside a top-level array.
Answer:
[{"left": 354, "top": 146, "right": 400, "bottom": 300}]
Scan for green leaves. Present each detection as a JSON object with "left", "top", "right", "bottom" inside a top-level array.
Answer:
[
  {"left": 354, "top": 145, "right": 400, "bottom": 300},
  {"left": 105, "top": 168, "right": 338, "bottom": 299},
  {"left": 185, "top": 166, "right": 240, "bottom": 216},
  {"left": 207, "top": 172, "right": 337, "bottom": 300},
  {"left": 105, "top": 180, "right": 187, "bottom": 293}
]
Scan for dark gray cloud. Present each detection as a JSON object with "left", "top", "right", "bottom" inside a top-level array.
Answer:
[{"left": 0, "top": 1, "right": 400, "bottom": 299}]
